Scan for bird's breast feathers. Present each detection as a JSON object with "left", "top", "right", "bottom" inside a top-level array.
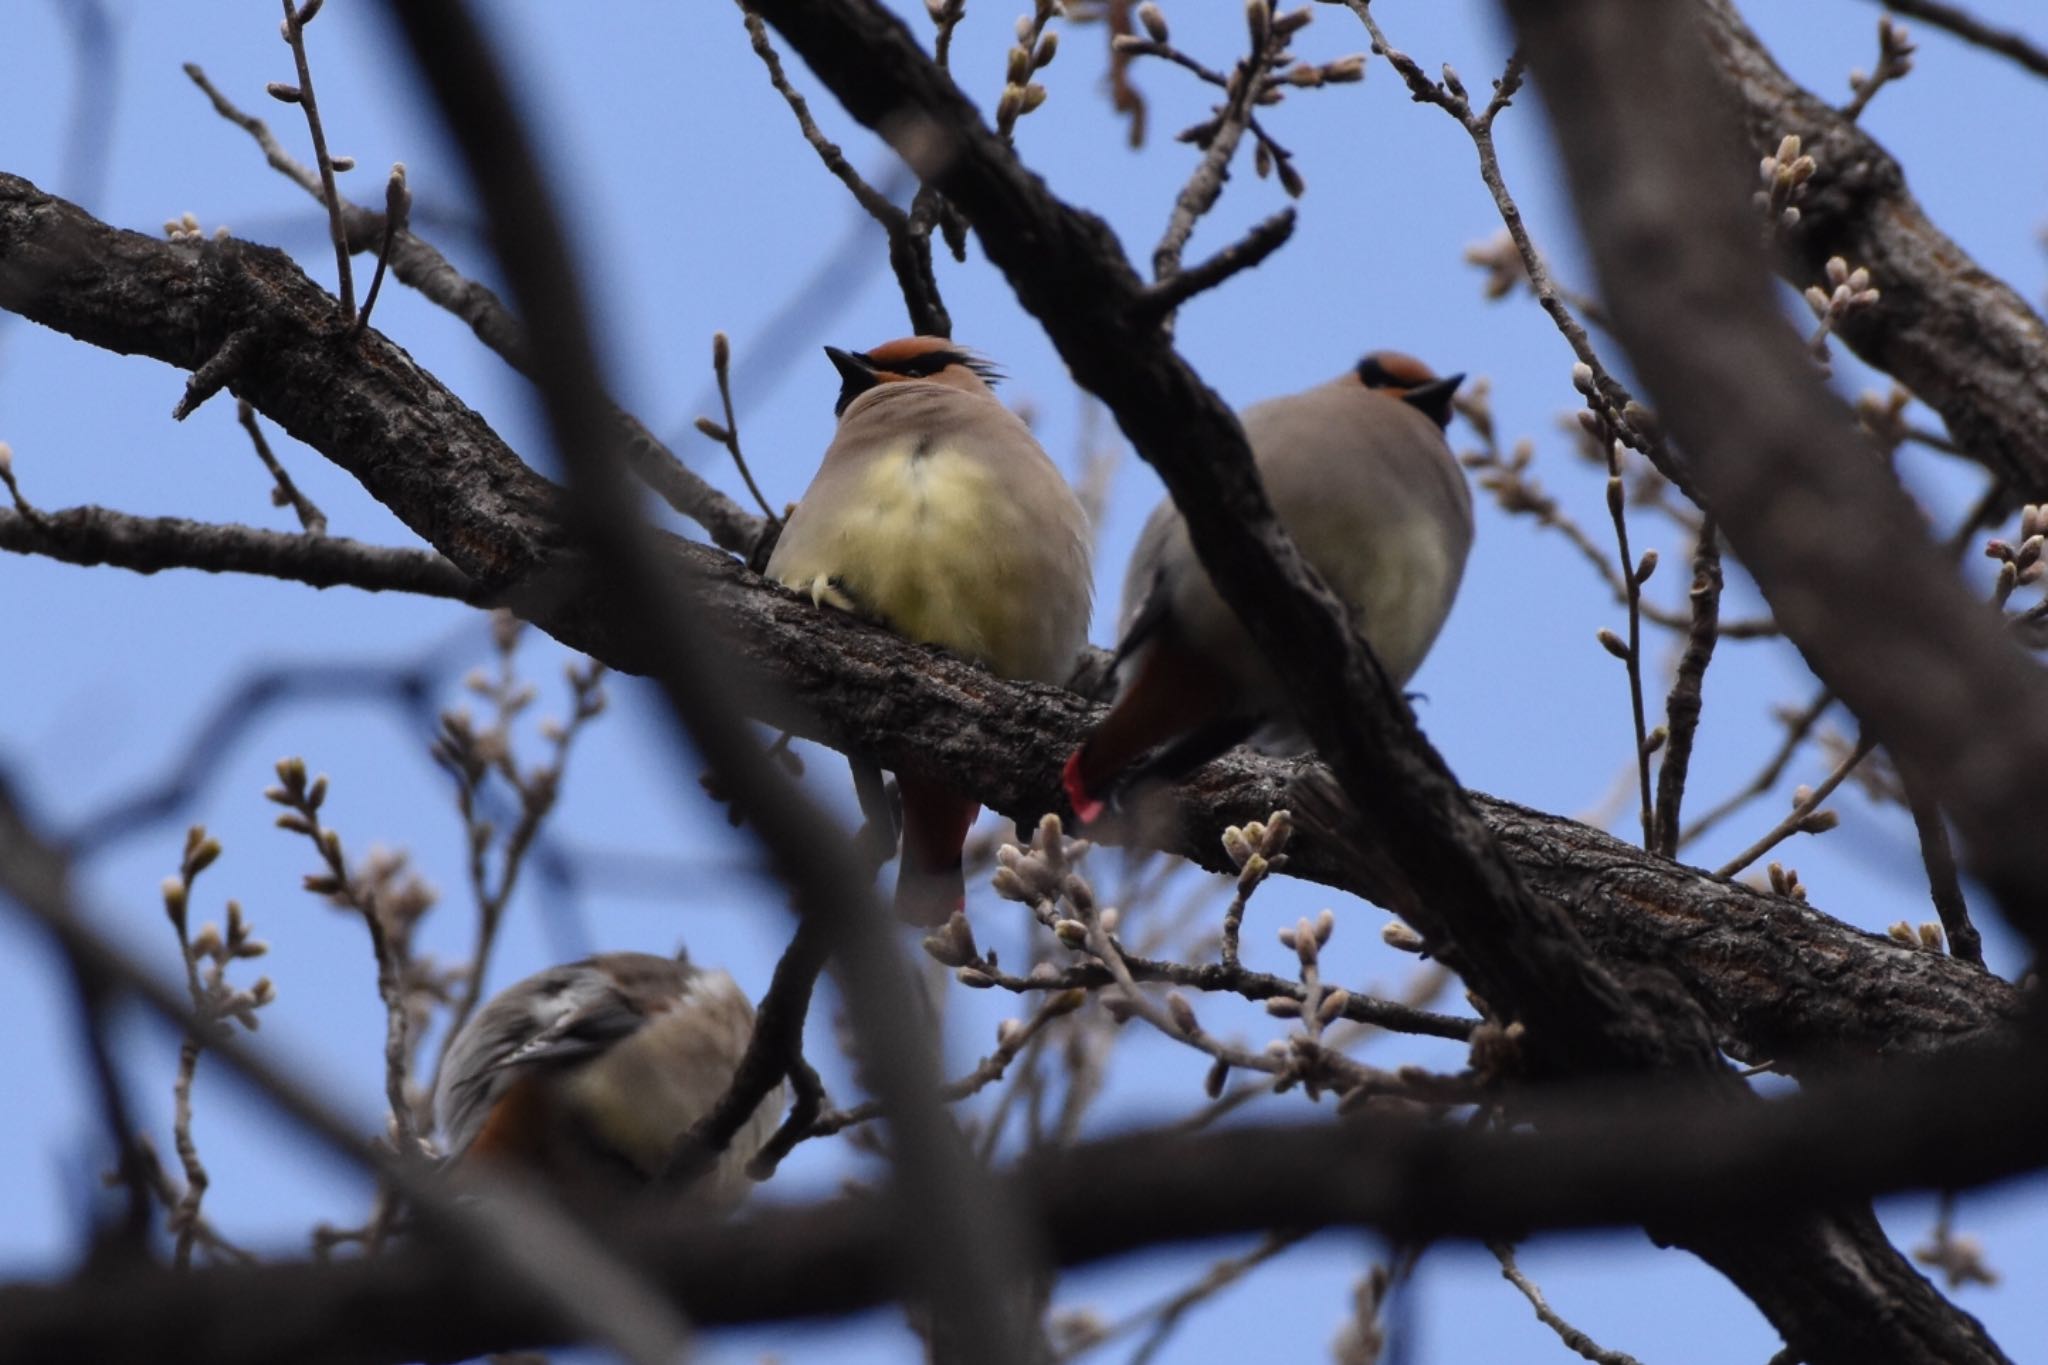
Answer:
[{"left": 773, "top": 435, "right": 1086, "bottom": 679}]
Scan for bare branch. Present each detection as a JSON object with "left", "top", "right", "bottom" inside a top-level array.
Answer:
[
  {"left": 1132, "top": 208, "right": 1295, "bottom": 321},
  {"left": 0, "top": 504, "right": 481, "bottom": 600},
  {"left": 1651, "top": 521, "right": 1722, "bottom": 857},
  {"left": 278, "top": 0, "right": 355, "bottom": 320},
  {"left": 1490, "top": 1241, "right": 1646, "bottom": 1365},
  {"left": 740, "top": 5, "right": 951, "bottom": 336},
  {"left": 1855, "top": 0, "right": 2048, "bottom": 80},
  {"left": 236, "top": 400, "right": 327, "bottom": 534},
  {"left": 182, "top": 66, "right": 765, "bottom": 556}
]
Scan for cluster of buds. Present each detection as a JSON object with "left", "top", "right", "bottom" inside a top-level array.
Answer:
[
  {"left": 1786, "top": 782, "right": 1843, "bottom": 838},
  {"left": 1567, "top": 362, "right": 1661, "bottom": 461},
  {"left": 995, "top": 0, "right": 1062, "bottom": 138},
  {"left": 1853, "top": 385, "right": 1913, "bottom": 457},
  {"left": 1463, "top": 229, "right": 1527, "bottom": 302},
  {"left": 1804, "top": 255, "right": 1882, "bottom": 366},
  {"left": 1888, "top": 919, "right": 1948, "bottom": 954},
  {"left": 1756, "top": 133, "right": 1817, "bottom": 232},
  {"left": 1221, "top": 809, "right": 1293, "bottom": 890},
  {"left": 992, "top": 812, "right": 1089, "bottom": 906},
  {"left": 1844, "top": 17, "right": 1915, "bottom": 121},
  {"left": 163, "top": 211, "right": 228, "bottom": 245},
  {"left": 1264, "top": 910, "right": 1349, "bottom": 1036},
  {"left": 1984, "top": 506, "right": 2047, "bottom": 607},
  {"left": 162, "top": 824, "right": 275, "bottom": 1037},
  {"left": 1766, "top": 860, "right": 1808, "bottom": 902},
  {"left": 1113, "top": 0, "right": 1357, "bottom": 198}
]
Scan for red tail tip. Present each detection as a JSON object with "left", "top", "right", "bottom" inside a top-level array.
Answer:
[{"left": 1062, "top": 749, "right": 1105, "bottom": 826}]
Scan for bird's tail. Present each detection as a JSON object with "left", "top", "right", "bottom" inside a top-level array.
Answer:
[
  {"left": 1063, "top": 641, "right": 1232, "bottom": 825},
  {"left": 895, "top": 775, "right": 980, "bottom": 925}
]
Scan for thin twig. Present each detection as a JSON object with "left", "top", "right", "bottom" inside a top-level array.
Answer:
[
  {"left": 805, "top": 988, "right": 1086, "bottom": 1141},
  {"left": 696, "top": 332, "right": 780, "bottom": 529},
  {"left": 1713, "top": 735, "right": 1874, "bottom": 879},
  {"left": 1147, "top": 22, "right": 1274, "bottom": 318},
  {"left": 351, "top": 163, "right": 410, "bottom": 336},
  {"left": 1899, "top": 764, "right": 1985, "bottom": 967},
  {"left": 236, "top": 400, "right": 327, "bottom": 534},
  {"left": 132, "top": 1137, "right": 252, "bottom": 1265},
  {"left": 1597, "top": 429, "right": 1656, "bottom": 847},
  {"left": 1059, "top": 1231, "right": 1308, "bottom": 1363},
  {"left": 183, "top": 63, "right": 765, "bottom": 556},
  {"left": 672, "top": 912, "right": 831, "bottom": 1183},
  {"left": 958, "top": 940, "right": 1473, "bottom": 1042},
  {"left": 429, "top": 628, "right": 607, "bottom": 1089},
  {"left": 69, "top": 955, "right": 152, "bottom": 1261},
  {"left": 1854, "top": 0, "right": 2048, "bottom": 80},
  {"left": 268, "top": 760, "right": 418, "bottom": 1156},
  {"left": 1651, "top": 519, "right": 1721, "bottom": 856},
  {"left": 740, "top": 6, "right": 950, "bottom": 335},
  {"left": 1337, "top": 12, "right": 1678, "bottom": 488},
  {"left": 279, "top": 0, "right": 355, "bottom": 320},
  {"left": 1678, "top": 689, "right": 1832, "bottom": 849},
  {"left": 1842, "top": 16, "right": 1917, "bottom": 121},
  {"left": 930, "top": 0, "right": 965, "bottom": 70},
  {"left": 1133, "top": 208, "right": 1295, "bottom": 321},
  {"left": 157, "top": 830, "right": 272, "bottom": 1268},
  {"left": 1490, "top": 1241, "right": 1647, "bottom": 1365}
]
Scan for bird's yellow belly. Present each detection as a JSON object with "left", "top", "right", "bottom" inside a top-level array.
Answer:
[{"left": 781, "top": 446, "right": 1044, "bottom": 675}]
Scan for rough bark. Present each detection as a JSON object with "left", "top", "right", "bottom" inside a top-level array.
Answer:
[
  {"left": 1697, "top": 0, "right": 2048, "bottom": 498},
  {"left": 1, "top": 170, "right": 2012, "bottom": 1073}
]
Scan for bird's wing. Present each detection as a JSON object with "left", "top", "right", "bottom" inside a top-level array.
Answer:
[
  {"left": 1111, "top": 498, "right": 1185, "bottom": 668},
  {"left": 434, "top": 962, "right": 652, "bottom": 1156}
]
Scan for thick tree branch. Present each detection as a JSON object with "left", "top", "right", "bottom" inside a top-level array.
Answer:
[
  {"left": 1697, "top": 0, "right": 2048, "bottom": 498},
  {"left": 672, "top": 8, "right": 2014, "bottom": 1358},
  {"left": 1511, "top": 0, "right": 2048, "bottom": 938},
  {"left": 371, "top": 3, "right": 1039, "bottom": 1359},
  {"left": 5, "top": 1023, "right": 2046, "bottom": 1365},
  {"left": 0, "top": 171, "right": 2016, "bottom": 1079}
]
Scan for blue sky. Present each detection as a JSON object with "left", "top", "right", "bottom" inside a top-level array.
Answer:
[{"left": 2, "top": 1, "right": 2045, "bottom": 1361}]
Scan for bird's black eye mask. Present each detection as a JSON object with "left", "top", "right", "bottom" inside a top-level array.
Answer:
[
  {"left": 1354, "top": 355, "right": 1402, "bottom": 388},
  {"left": 1353, "top": 355, "right": 1463, "bottom": 431},
  {"left": 828, "top": 345, "right": 1005, "bottom": 415}
]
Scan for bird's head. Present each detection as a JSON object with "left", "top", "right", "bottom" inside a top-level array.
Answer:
[
  {"left": 825, "top": 336, "right": 1003, "bottom": 416},
  {"left": 1353, "top": 350, "right": 1464, "bottom": 430}
]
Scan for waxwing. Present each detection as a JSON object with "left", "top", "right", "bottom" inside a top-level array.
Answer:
[
  {"left": 767, "top": 337, "right": 1093, "bottom": 923},
  {"left": 434, "top": 950, "right": 777, "bottom": 1206},
  {"left": 1064, "top": 351, "right": 1471, "bottom": 820}
]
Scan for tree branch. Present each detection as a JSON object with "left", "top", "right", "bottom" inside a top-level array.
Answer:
[
  {"left": 1698, "top": 0, "right": 2048, "bottom": 498},
  {"left": 0, "top": 504, "right": 481, "bottom": 600},
  {"left": 5, "top": 1025, "right": 2046, "bottom": 1365},
  {"left": 1857, "top": 0, "right": 2048, "bottom": 80},
  {"left": 0, "top": 172, "right": 2018, "bottom": 1080}
]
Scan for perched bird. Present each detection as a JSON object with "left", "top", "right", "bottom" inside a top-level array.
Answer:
[
  {"left": 767, "top": 336, "right": 1093, "bottom": 924},
  {"left": 434, "top": 950, "right": 778, "bottom": 1206},
  {"left": 1064, "top": 351, "right": 1471, "bottom": 821}
]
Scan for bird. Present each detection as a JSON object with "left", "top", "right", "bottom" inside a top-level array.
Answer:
[
  {"left": 766, "top": 336, "right": 1093, "bottom": 924},
  {"left": 1063, "top": 351, "right": 1472, "bottom": 822},
  {"left": 434, "top": 950, "right": 779, "bottom": 1206}
]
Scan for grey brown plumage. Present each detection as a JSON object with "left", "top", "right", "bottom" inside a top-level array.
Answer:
[
  {"left": 434, "top": 950, "right": 777, "bottom": 1205},
  {"left": 1066, "top": 351, "right": 1472, "bottom": 819},
  {"left": 767, "top": 338, "right": 1093, "bottom": 921}
]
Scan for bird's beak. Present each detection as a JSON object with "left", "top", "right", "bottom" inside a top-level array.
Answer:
[
  {"left": 826, "top": 346, "right": 881, "bottom": 417},
  {"left": 1401, "top": 372, "right": 1464, "bottom": 430}
]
